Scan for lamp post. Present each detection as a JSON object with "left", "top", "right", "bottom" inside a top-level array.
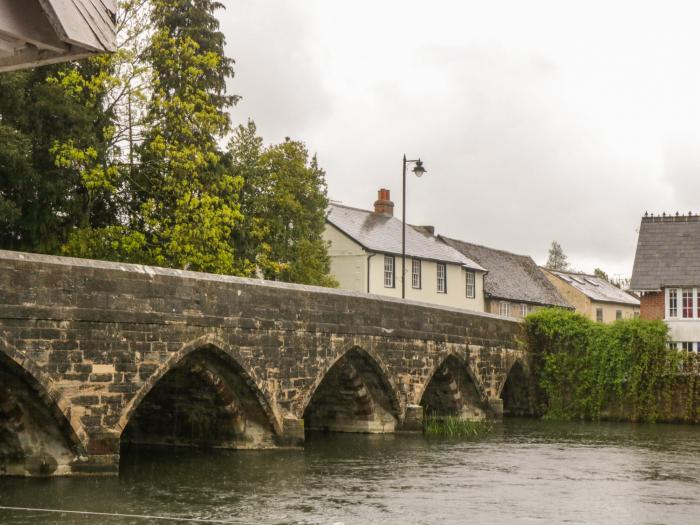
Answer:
[{"left": 402, "top": 154, "right": 427, "bottom": 299}]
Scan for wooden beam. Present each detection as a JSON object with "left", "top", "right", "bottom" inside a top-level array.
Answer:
[{"left": 0, "top": 44, "right": 93, "bottom": 72}]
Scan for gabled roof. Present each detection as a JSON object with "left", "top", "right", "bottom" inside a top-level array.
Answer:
[
  {"left": 630, "top": 215, "right": 700, "bottom": 290},
  {"left": 0, "top": 0, "right": 116, "bottom": 72},
  {"left": 440, "top": 237, "right": 571, "bottom": 308},
  {"left": 326, "top": 203, "right": 485, "bottom": 270},
  {"left": 546, "top": 269, "right": 640, "bottom": 306}
]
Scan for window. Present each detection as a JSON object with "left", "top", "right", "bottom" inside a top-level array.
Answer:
[
  {"left": 596, "top": 308, "right": 603, "bottom": 322},
  {"left": 669, "top": 288, "right": 678, "bottom": 317},
  {"left": 383, "top": 255, "right": 394, "bottom": 288},
  {"left": 681, "top": 342, "right": 694, "bottom": 352},
  {"left": 465, "top": 270, "right": 475, "bottom": 298},
  {"left": 683, "top": 289, "right": 693, "bottom": 318},
  {"left": 634, "top": 312, "right": 640, "bottom": 318},
  {"left": 412, "top": 259, "right": 421, "bottom": 289},
  {"left": 500, "top": 302, "right": 510, "bottom": 317},
  {"left": 437, "top": 263, "right": 447, "bottom": 293},
  {"left": 616, "top": 310, "right": 622, "bottom": 320},
  {"left": 521, "top": 304, "right": 528, "bottom": 317}
]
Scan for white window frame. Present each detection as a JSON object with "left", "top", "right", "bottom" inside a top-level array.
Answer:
[
  {"left": 616, "top": 309, "right": 622, "bottom": 320},
  {"left": 437, "top": 263, "right": 447, "bottom": 293},
  {"left": 521, "top": 303, "right": 528, "bottom": 317},
  {"left": 596, "top": 308, "right": 603, "bottom": 322},
  {"left": 668, "top": 288, "right": 678, "bottom": 318},
  {"left": 412, "top": 258, "right": 421, "bottom": 289},
  {"left": 682, "top": 288, "right": 694, "bottom": 318},
  {"left": 465, "top": 270, "right": 475, "bottom": 299},
  {"left": 500, "top": 301, "right": 510, "bottom": 317},
  {"left": 384, "top": 255, "right": 395, "bottom": 288}
]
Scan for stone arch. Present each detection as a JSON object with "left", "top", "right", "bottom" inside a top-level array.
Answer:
[
  {"left": 0, "top": 340, "right": 87, "bottom": 476},
  {"left": 118, "top": 335, "right": 281, "bottom": 449},
  {"left": 419, "top": 352, "right": 490, "bottom": 420},
  {"left": 499, "top": 358, "right": 535, "bottom": 417},
  {"left": 302, "top": 345, "right": 402, "bottom": 433}
]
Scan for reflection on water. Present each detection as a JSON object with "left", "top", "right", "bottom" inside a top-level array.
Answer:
[{"left": 1, "top": 420, "right": 700, "bottom": 524}]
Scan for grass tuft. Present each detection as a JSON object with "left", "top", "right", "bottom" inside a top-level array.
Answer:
[{"left": 423, "top": 414, "right": 493, "bottom": 439}]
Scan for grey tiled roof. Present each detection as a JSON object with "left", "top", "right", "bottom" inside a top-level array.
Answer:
[
  {"left": 327, "top": 204, "right": 485, "bottom": 270},
  {"left": 630, "top": 215, "right": 700, "bottom": 290},
  {"left": 441, "top": 237, "right": 571, "bottom": 307},
  {"left": 46, "top": 0, "right": 117, "bottom": 51},
  {"left": 548, "top": 270, "right": 640, "bottom": 306}
]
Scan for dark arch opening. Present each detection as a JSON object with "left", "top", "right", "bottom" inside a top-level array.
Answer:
[
  {"left": 121, "top": 346, "right": 276, "bottom": 452},
  {"left": 303, "top": 348, "right": 399, "bottom": 433},
  {"left": 0, "top": 353, "right": 83, "bottom": 477},
  {"left": 420, "top": 355, "right": 488, "bottom": 420},
  {"left": 500, "top": 361, "right": 534, "bottom": 417}
]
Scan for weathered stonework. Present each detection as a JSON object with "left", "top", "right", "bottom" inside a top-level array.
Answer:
[{"left": 0, "top": 249, "right": 528, "bottom": 476}]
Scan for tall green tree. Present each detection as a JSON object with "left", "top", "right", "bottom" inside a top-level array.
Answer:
[
  {"left": 134, "top": 0, "right": 243, "bottom": 273},
  {"left": 227, "top": 121, "right": 336, "bottom": 286},
  {"left": 545, "top": 240, "right": 570, "bottom": 271}
]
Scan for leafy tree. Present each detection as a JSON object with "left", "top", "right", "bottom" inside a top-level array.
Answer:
[
  {"left": 593, "top": 268, "right": 609, "bottom": 282},
  {"left": 227, "top": 121, "right": 337, "bottom": 286},
  {"left": 130, "top": 0, "right": 243, "bottom": 273},
  {"left": 545, "top": 241, "right": 570, "bottom": 271},
  {"left": 0, "top": 63, "right": 116, "bottom": 254}
]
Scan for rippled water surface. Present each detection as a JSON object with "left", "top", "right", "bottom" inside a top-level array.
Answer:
[{"left": 1, "top": 420, "right": 700, "bottom": 524}]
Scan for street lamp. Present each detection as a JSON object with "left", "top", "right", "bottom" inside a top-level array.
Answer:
[{"left": 402, "top": 154, "right": 427, "bottom": 299}]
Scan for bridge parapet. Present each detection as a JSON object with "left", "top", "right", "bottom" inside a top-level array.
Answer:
[{"left": 0, "top": 250, "right": 525, "bottom": 476}]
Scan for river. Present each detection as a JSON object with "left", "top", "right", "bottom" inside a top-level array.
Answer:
[{"left": 1, "top": 419, "right": 699, "bottom": 524}]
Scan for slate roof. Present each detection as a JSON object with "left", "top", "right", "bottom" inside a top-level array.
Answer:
[
  {"left": 326, "top": 204, "right": 485, "bottom": 270},
  {"left": 440, "top": 237, "right": 571, "bottom": 307},
  {"left": 630, "top": 215, "right": 700, "bottom": 290},
  {"left": 44, "top": 0, "right": 117, "bottom": 52},
  {"left": 547, "top": 269, "right": 640, "bottom": 306}
]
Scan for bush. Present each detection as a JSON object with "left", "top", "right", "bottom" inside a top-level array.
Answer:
[{"left": 524, "top": 309, "right": 685, "bottom": 422}]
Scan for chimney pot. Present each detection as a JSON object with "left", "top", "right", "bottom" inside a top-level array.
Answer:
[{"left": 374, "top": 188, "right": 394, "bottom": 216}]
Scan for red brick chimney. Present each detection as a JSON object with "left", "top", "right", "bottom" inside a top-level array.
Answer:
[{"left": 373, "top": 188, "right": 394, "bottom": 216}]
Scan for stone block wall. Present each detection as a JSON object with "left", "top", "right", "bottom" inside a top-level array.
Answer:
[{"left": 0, "top": 250, "right": 524, "bottom": 476}]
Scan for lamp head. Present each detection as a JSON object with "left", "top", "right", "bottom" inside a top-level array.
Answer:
[{"left": 412, "top": 159, "right": 426, "bottom": 178}]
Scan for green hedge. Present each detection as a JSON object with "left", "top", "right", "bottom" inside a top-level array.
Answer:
[{"left": 523, "top": 308, "right": 696, "bottom": 422}]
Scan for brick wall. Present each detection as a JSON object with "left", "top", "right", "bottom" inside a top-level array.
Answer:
[{"left": 640, "top": 291, "right": 664, "bottom": 320}]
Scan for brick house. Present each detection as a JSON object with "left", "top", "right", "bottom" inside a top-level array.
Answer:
[
  {"left": 440, "top": 237, "right": 571, "bottom": 318},
  {"left": 630, "top": 213, "right": 700, "bottom": 351}
]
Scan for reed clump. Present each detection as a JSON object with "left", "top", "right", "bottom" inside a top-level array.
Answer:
[{"left": 423, "top": 415, "right": 493, "bottom": 439}]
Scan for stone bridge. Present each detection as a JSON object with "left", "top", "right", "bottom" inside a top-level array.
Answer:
[{"left": 0, "top": 250, "right": 531, "bottom": 477}]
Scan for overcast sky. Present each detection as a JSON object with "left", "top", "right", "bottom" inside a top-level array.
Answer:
[{"left": 220, "top": 0, "right": 700, "bottom": 278}]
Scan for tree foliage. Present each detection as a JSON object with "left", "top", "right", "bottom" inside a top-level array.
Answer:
[
  {"left": 0, "top": 0, "right": 337, "bottom": 287},
  {"left": 593, "top": 268, "right": 609, "bottom": 282},
  {"left": 0, "top": 63, "right": 116, "bottom": 254},
  {"left": 545, "top": 240, "right": 569, "bottom": 271},
  {"left": 227, "top": 121, "right": 336, "bottom": 286},
  {"left": 524, "top": 308, "right": 698, "bottom": 422}
]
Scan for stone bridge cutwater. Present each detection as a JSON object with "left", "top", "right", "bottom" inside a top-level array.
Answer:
[{"left": 0, "top": 250, "right": 532, "bottom": 477}]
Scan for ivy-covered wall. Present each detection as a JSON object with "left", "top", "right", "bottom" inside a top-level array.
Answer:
[{"left": 524, "top": 309, "right": 700, "bottom": 423}]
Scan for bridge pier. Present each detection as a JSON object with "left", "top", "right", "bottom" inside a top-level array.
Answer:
[
  {"left": 399, "top": 405, "right": 424, "bottom": 432},
  {"left": 487, "top": 398, "right": 504, "bottom": 420},
  {"left": 277, "top": 417, "right": 305, "bottom": 448}
]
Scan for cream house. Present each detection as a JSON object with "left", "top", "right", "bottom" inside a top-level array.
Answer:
[
  {"left": 324, "top": 189, "right": 486, "bottom": 311},
  {"left": 542, "top": 268, "right": 639, "bottom": 323}
]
